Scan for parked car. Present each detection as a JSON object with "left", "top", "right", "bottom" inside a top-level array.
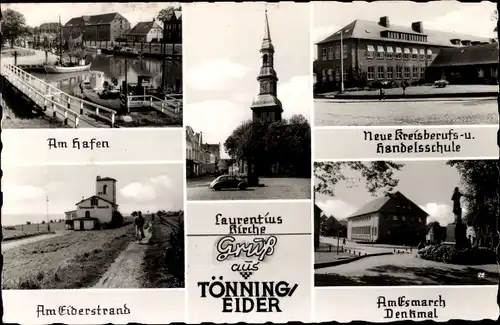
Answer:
[
  {"left": 209, "top": 175, "right": 248, "bottom": 191},
  {"left": 434, "top": 79, "right": 449, "bottom": 88}
]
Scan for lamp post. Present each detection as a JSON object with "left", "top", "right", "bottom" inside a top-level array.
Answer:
[
  {"left": 340, "top": 30, "right": 344, "bottom": 93},
  {"left": 46, "top": 196, "right": 51, "bottom": 231}
]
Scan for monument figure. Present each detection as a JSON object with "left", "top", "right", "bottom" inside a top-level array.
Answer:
[{"left": 449, "top": 187, "right": 467, "bottom": 249}]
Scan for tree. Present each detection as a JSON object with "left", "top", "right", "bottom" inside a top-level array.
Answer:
[
  {"left": 493, "top": 10, "right": 498, "bottom": 35},
  {"left": 313, "top": 161, "right": 404, "bottom": 249},
  {"left": 224, "top": 115, "right": 311, "bottom": 184},
  {"left": 1, "top": 9, "right": 27, "bottom": 48}
]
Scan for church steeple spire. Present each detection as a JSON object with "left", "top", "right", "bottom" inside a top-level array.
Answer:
[
  {"left": 261, "top": 9, "right": 274, "bottom": 52},
  {"left": 250, "top": 9, "right": 283, "bottom": 124}
]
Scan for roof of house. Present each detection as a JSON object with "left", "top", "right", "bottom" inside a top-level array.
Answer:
[
  {"left": 97, "top": 176, "right": 117, "bottom": 182},
  {"left": 65, "top": 210, "right": 77, "bottom": 214},
  {"left": 125, "top": 21, "right": 162, "bottom": 36},
  {"left": 429, "top": 43, "right": 499, "bottom": 67},
  {"left": 75, "top": 195, "right": 117, "bottom": 207},
  {"left": 317, "top": 19, "right": 492, "bottom": 47},
  {"left": 348, "top": 191, "right": 429, "bottom": 219},
  {"left": 64, "top": 13, "right": 125, "bottom": 27}
]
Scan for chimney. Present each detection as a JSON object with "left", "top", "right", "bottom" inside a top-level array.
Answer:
[
  {"left": 379, "top": 16, "right": 390, "bottom": 28},
  {"left": 411, "top": 21, "right": 423, "bottom": 33},
  {"left": 96, "top": 176, "right": 101, "bottom": 180},
  {"left": 153, "top": 17, "right": 155, "bottom": 22}
]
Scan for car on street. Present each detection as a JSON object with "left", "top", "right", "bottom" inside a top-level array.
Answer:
[
  {"left": 209, "top": 175, "right": 248, "bottom": 191},
  {"left": 434, "top": 79, "right": 449, "bottom": 88}
]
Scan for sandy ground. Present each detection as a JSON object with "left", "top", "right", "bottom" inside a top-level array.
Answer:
[
  {"left": 2, "top": 232, "right": 67, "bottom": 253},
  {"left": 93, "top": 222, "right": 153, "bottom": 288}
]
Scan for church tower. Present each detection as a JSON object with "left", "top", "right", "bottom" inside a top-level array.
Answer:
[
  {"left": 95, "top": 176, "right": 117, "bottom": 205},
  {"left": 250, "top": 9, "right": 283, "bottom": 123}
]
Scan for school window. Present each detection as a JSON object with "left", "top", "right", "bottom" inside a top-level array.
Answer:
[
  {"left": 367, "top": 66, "right": 375, "bottom": 80},
  {"left": 420, "top": 67, "right": 426, "bottom": 78},
  {"left": 335, "top": 46, "right": 340, "bottom": 59},
  {"left": 412, "top": 66, "right": 418, "bottom": 79},
  {"left": 343, "top": 44, "right": 348, "bottom": 59},
  {"left": 322, "top": 69, "right": 327, "bottom": 81},
  {"left": 403, "top": 48, "right": 411, "bottom": 60},
  {"left": 491, "top": 67, "right": 498, "bottom": 78},
  {"left": 328, "top": 47, "right": 334, "bottom": 60},
  {"left": 366, "top": 45, "right": 375, "bottom": 59},
  {"left": 387, "top": 66, "right": 393, "bottom": 79},
  {"left": 395, "top": 47, "right": 402, "bottom": 60},
  {"left": 376, "top": 46, "right": 384, "bottom": 59},
  {"left": 396, "top": 66, "right": 402, "bottom": 79},
  {"left": 328, "top": 69, "right": 334, "bottom": 81},
  {"left": 321, "top": 48, "right": 327, "bottom": 61},
  {"left": 91, "top": 197, "right": 98, "bottom": 206},
  {"left": 335, "top": 68, "right": 340, "bottom": 81},
  {"left": 419, "top": 49, "right": 425, "bottom": 61},
  {"left": 377, "top": 66, "right": 384, "bottom": 80},
  {"left": 412, "top": 49, "right": 418, "bottom": 60},
  {"left": 343, "top": 67, "right": 348, "bottom": 80},
  {"left": 386, "top": 46, "right": 393, "bottom": 59},
  {"left": 404, "top": 67, "right": 410, "bottom": 79},
  {"left": 426, "top": 49, "right": 432, "bottom": 60}
]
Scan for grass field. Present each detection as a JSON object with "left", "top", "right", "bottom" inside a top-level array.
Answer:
[
  {"left": 2, "top": 222, "right": 67, "bottom": 241},
  {"left": 2, "top": 223, "right": 135, "bottom": 289},
  {"left": 141, "top": 215, "right": 184, "bottom": 288}
]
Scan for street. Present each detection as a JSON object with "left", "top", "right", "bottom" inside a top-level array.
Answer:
[
  {"left": 315, "top": 98, "right": 498, "bottom": 126},
  {"left": 187, "top": 177, "right": 311, "bottom": 200},
  {"left": 315, "top": 238, "right": 498, "bottom": 286}
]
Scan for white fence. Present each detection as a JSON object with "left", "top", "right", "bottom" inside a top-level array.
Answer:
[
  {"left": 127, "top": 94, "right": 182, "bottom": 119},
  {"left": 1, "top": 63, "right": 117, "bottom": 128}
]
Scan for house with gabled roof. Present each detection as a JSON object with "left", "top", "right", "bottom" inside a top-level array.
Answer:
[
  {"left": 347, "top": 191, "right": 428, "bottom": 245},
  {"left": 65, "top": 176, "right": 119, "bottom": 230},
  {"left": 124, "top": 19, "right": 164, "bottom": 43},
  {"left": 62, "top": 12, "right": 131, "bottom": 44}
]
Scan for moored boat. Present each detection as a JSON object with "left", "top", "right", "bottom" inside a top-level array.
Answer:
[
  {"left": 79, "top": 71, "right": 122, "bottom": 111},
  {"left": 44, "top": 62, "right": 92, "bottom": 74}
]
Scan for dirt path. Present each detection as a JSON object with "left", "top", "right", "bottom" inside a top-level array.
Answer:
[
  {"left": 2, "top": 232, "right": 67, "bottom": 253},
  {"left": 93, "top": 221, "right": 154, "bottom": 288}
]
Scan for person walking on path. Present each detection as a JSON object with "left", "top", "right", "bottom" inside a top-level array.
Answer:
[
  {"left": 135, "top": 212, "right": 146, "bottom": 241},
  {"left": 379, "top": 87, "right": 385, "bottom": 101},
  {"left": 402, "top": 82, "right": 407, "bottom": 96}
]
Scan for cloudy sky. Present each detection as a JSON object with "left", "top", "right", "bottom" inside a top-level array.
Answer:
[
  {"left": 313, "top": 1, "right": 497, "bottom": 58},
  {"left": 183, "top": 3, "right": 311, "bottom": 158},
  {"left": 3, "top": 164, "right": 183, "bottom": 225},
  {"left": 3, "top": 2, "right": 179, "bottom": 28},
  {"left": 315, "top": 160, "right": 478, "bottom": 227}
]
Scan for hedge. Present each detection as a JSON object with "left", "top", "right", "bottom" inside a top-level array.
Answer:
[{"left": 418, "top": 244, "right": 496, "bottom": 265}]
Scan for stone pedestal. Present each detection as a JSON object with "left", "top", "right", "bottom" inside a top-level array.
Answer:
[{"left": 446, "top": 223, "right": 456, "bottom": 243}]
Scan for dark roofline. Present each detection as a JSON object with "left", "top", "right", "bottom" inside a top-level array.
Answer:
[
  {"left": 317, "top": 19, "right": 491, "bottom": 46},
  {"left": 75, "top": 195, "right": 117, "bottom": 206}
]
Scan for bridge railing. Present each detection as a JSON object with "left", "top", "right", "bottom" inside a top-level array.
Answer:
[
  {"left": 2, "top": 63, "right": 117, "bottom": 127},
  {"left": 127, "top": 94, "right": 182, "bottom": 118},
  {"left": 1, "top": 64, "right": 81, "bottom": 127}
]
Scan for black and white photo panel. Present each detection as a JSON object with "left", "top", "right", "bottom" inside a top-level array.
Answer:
[
  {"left": 313, "top": 159, "right": 499, "bottom": 322},
  {"left": 1, "top": 2, "right": 183, "bottom": 129},
  {"left": 2, "top": 163, "right": 186, "bottom": 323},
  {"left": 183, "top": 2, "right": 312, "bottom": 201},
  {"left": 312, "top": 1, "right": 498, "bottom": 127}
]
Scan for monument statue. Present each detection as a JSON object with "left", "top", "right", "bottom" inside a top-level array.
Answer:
[
  {"left": 451, "top": 187, "right": 463, "bottom": 221},
  {"left": 451, "top": 187, "right": 466, "bottom": 248}
]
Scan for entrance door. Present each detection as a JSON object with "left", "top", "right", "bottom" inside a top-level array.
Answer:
[
  {"left": 85, "top": 211, "right": 90, "bottom": 218},
  {"left": 80, "top": 220, "right": 84, "bottom": 230}
]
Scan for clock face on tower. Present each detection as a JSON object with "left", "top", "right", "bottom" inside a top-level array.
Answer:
[{"left": 260, "top": 81, "right": 270, "bottom": 93}]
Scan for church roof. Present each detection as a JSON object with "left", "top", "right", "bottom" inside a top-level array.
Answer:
[
  {"left": 251, "top": 94, "right": 283, "bottom": 111},
  {"left": 75, "top": 195, "right": 117, "bottom": 207},
  {"left": 97, "top": 176, "right": 117, "bottom": 182}
]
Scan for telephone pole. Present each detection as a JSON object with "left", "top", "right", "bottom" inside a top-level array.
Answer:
[{"left": 340, "top": 30, "right": 344, "bottom": 93}]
